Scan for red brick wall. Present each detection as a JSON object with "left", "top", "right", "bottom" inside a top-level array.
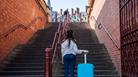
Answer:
[
  {"left": 89, "top": 0, "right": 121, "bottom": 74},
  {"left": 0, "top": 0, "right": 48, "bottom": 62}
]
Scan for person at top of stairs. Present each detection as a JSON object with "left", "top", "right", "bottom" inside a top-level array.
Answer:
[{"left": 61, "top": 29, "right": 86, "bottom": 77}]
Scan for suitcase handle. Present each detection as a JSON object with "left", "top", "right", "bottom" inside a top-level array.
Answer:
[{"left": 83, "top": 50, "right": 89, "bottom": 64}]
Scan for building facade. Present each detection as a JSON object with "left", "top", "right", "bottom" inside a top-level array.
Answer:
[
  {"left": 80, "top": 12, "right": 88, "bottom": 22},
  {"left": 70, "top": 8, "right": 87, "bottom": 22},
  {"left": 52, "top": 11, "right": 57, "bottom": 22}
]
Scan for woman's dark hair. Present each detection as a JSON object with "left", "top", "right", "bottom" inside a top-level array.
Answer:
[{"left": 66, "top": 29, "right": 76, "bottom": 48}]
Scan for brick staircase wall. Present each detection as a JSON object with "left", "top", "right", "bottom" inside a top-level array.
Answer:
[
  {"left": 0, "top": 0, "right": 49, "bottom": 63},
  {"left": 88, "top": 0, "right": 121, "bottom": 74},
  {"left": 0, "top": 23, "right": 59, "bottom": 77}
]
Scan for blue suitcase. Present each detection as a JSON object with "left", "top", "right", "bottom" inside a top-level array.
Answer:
[{"left": 77, "top": 51, "right": 94, "bottom": 77}]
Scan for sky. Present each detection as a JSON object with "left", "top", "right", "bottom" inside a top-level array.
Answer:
[{"left": 45, "top": 0, "right": 87, "bottom": 13}]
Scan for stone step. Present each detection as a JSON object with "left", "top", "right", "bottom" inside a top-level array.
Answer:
[
  {"left": 4, "top": 67, "right": 44, "bottom": 71},
  {"left": 53, "top": 64, "right": 115, "bottom": 70},
  {"left": 10, "top": 59, "right": 44, "bottom": 63},
  {"left": 0, "top": 70, "right": 44, "bottom": 75},
  {"left": 52, "top": 74, "right": 120, "bottom": 77},
  {"left": 53, "top": 62, "right": 114, "bottom": 67},
  {"left": 52, "top": 70, "right": 118, "bottom": 75},
  {"left": 14, "top": 53, "right": 44, "bottom": 56},
  {"left": 6, "top": 63, "right": 44, "bottom": 67},
  {"left": 0, "top": 75, "right": 44, "bottom": 77},
  {"left": 77, "top": 54, "right": 110, "bottom": 58},
  {"left": 5, "top": 62, "right": 44, "bottom": 65}
]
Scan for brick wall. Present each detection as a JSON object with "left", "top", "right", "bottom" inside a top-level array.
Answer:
[
  {"left": 89, "top": 0, "right": 121, "bottom": 74},
  {"left": 0, "top": 0, "right": 49, "bottom": 63}
]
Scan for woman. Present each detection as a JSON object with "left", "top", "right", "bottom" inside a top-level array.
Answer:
[{"left": 61, "top": 29, "right": 83, "bottom": 77}]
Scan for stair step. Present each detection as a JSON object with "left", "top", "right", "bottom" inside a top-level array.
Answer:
[
  {"left": 0, "top": 70, "right": 44, "bottom": 75},
  {"left": 10, "top": 60, "right": 44, "bottom": 63},
  {"left": 77, "top": 58, "right": 111, "bottom": 61},
  {"left": 5, "top": 62, "right": 44, "bottom": 64},
  {"left": 77, "top": 55, "right": 110, "bottom": 58},
  {"left": 80, "top": 48, "right": 107, "bottom": 51},
  {"left": 7, "top": 56, "right": 44, "bottom": 60},
  {"left": 53, "top": 62, "right": 114, "bottom": 67},
  {"left": 52, "top": 70, "right": 118, "bottom": 74},
  {"left": 76, "top": 58, "right": 112, "bottom": 62},
  {"left": 52, "top": 74, "right": 120, "bottom": 77},
  {"left": 0, "top": 75, "right": 44, "bottom": 77},
  {"left": 84, "top": 52, "right": 109, "bottom": 55},
  {"left": 4, "top": 67, "right": 44, "bottom": 71},
  {"left": 55, "top": 58, "right": 112, "bottom": 62},
  {"left": 11, "top": 57, "right": 44, "bottom": 60},
  {"left": 13, "top": 55, "right": 44, "bottom": 58},
  {"left": 13, "top": 56, "right": 45, "bottom": 59},
  {"left": 53, "top": 64, "right": 116, "bottom": 70},
  {"left": 15, "top": 54, "right": 44, "bottom": 56},
  {"left": 6, "top": 63, "right": 44, "bottom": 67},
  {"left": 16, "top": 50, "right": 45, "bottom": 52}
]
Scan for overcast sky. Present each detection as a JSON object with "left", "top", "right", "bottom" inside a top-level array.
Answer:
[{"left": 45, "top": 0, "right": 87, "bottom": 12}]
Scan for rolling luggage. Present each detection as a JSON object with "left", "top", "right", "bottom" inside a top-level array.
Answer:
[{"left": 77, "top": 50, "right": 94, "bottom": 77}]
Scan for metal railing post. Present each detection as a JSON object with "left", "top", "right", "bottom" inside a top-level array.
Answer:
[{"left": 45, "top": 48, "right": 52, "bottom": 77}]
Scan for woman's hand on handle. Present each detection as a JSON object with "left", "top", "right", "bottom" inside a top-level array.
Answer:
[
  {"left": 82, "top": 50, "right": 89, "bottom": 54},
  {"left": 78, "top": 50, "right": 89, "bottom": 54}
]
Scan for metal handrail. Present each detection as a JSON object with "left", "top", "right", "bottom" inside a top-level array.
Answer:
[
  {"left": 0, "top": 24, "right": 27, "bottom": 40},
  {"left": 92, "top": 16, "right": 120, "bottom": 49},
  {"left": 45, "top": 13, "right": 70, "bottom": 77},
  {"left": 52, "top": 14, "right": 69, "bottom": 63},
  {"left": 52, "top": 22, "right": 62, "bottom": 49},
  {"left": 0, "top": 17, "right": 43, "bottom": 40},
  {"left": 45, "top": 22, "right": 62, "bottom": 77},
  {"left": 52, "top": 22, "right": 62, "bottom": 63}
]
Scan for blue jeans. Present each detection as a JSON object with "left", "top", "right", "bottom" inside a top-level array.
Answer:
[{"left": 63, "top": 54, "right": 76, "bottom": 77}]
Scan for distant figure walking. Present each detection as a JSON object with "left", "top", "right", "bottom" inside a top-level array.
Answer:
[
  {"left": 61, "top": 9, "right": 69, "bottom": 24},
  {"left": 64, "top": 9, "right": 69, "bottom": 16}
]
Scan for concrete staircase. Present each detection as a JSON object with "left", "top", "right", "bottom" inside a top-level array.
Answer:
[
  {"left": 0, "top": 22, "right": 120, "bottom": 77},
  {"left": 0, "top": 23, "right": 59, "bottom": 77},
  {"left": 52, "top": 22, "right": 120, "bottom": 77}
]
